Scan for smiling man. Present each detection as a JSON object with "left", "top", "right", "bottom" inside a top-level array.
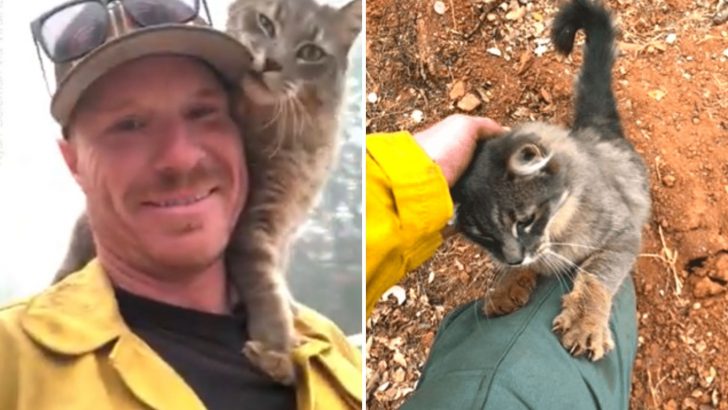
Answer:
[{"left": 0, "top": 1, "right": 360, "bottom": 409}]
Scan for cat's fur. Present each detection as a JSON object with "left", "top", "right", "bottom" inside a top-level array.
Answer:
[
  {"left": 453, "top": 0, "right": 650, "bottom": 361},
  {"left": 53, "top": 0, "right": 362, "bottom": 385},
  {"left": 224, "top": 0, "right": 361, "bottom": 384}
]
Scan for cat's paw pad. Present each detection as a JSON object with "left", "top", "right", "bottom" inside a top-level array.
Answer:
[
  {"left": 243, "top": 341, "right": 297, "bottom": 385},
  {"left": 482, "top": 270, "right": 537, "bottom": 317},
  {"left": 552, "top": 307, "right": 615, "bottom": 361}
]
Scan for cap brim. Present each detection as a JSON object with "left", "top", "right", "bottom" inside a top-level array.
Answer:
[{"left": 51, "top": 24, "right": 252, "bottom": 125}]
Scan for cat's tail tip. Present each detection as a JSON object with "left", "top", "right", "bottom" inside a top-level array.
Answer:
[{"left": 551, "top": 0, "right": 613, "bottom": 56}]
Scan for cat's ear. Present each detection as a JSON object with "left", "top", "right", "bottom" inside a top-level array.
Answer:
[
  {"left": 508, "top": 143, "right": 553, "bottom": 177},
  {"left": 336, "top": 0, "right": 362, "bottom": 48}
]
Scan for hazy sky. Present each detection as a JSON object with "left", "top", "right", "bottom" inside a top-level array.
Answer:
[{"left": 0, "top": 0, "right": 354, "bottom": 304}]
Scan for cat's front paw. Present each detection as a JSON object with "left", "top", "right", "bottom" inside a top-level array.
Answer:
[
  {"left": 244, "top": 341, "right": 297, "bottom": 385},
  {"left": 552, "top": 294, "right": 615, "bottom": 361},
  {"left": 482, "top": 269, "right": 537, "bottom": 317}
]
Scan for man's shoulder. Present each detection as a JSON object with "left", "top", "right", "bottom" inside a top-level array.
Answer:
[
  {"left": 0, "top": 296, "right": 31, "bottom": 324},
  {"left": 293, "top": 304, "right": 361, "bottom": 362}
]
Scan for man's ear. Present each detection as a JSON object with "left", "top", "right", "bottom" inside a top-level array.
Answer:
[{"left": 58, "top": 138, "right": 84, "bottom": 189}]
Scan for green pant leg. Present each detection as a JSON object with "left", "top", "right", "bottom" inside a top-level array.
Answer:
[{"left": 400, "top": 275, "right": 637, "bottom": 410}]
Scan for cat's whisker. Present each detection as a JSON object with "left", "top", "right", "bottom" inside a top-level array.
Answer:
[
  {"left": 260, "top": 101, "right": 283, "bottom": 131},
  {"left": 546, "top": 250, "right": 596, "bottom": 279},
  {"left": 267, "top": 101, "right": 287, "bottom": 159},
  {"left": 544, "top": 256, "right": 571, "bottom": 294}
]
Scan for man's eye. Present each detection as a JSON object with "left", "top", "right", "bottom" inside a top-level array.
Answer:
[
  {"left": 111, "top": 117, "right": 145, "bottom": 133},
  {"left": 187, "top": 106, "right": 219, "bottom": 120}
]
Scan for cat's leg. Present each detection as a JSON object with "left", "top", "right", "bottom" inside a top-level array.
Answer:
[
  {"left": 482, "top": 268, "right": 538, "bottom": 317},
  {"left": 226, "top": 158, "right": 307, "bottom": 385},
  {"left": 552, "top": 271, "right": 615, "bottom": 361},
  {"left": 228, "top": 224, "right": 298, "bottom": 384},
  {"left": 551, "top": 246, "right": 635, "bottom": 361},
  {"left": 53, "top": 212, "right": 96, "bottom": 284}
]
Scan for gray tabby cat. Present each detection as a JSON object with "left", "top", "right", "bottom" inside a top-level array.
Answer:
[
  {"left": 453, "top": 0, "right": 650, "bottom": 361},
  {"left": 224, "top": 0, "right": 361, "bottom": 384},
  {"left": 53, "top": 0, "right": 362, "bottom": 385}
]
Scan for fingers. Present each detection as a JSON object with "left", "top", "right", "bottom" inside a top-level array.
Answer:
[{"left": 469, "top": 116, "right": 508, "bottom": 140}]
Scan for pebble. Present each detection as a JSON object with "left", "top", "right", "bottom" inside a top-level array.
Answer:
[
  {"left": 411, "top": 110, "right": 424, "bottom": 123},
  {"left": 723, "top": 48, "right": 728, "bottom": 58},
  {"left": 487, "top": 47, "right": 502, "bottom": 57},
  {"left": 457, "top": 93, "right": 482, "bottom": 112},
  {"left": 449, "top": 80, "right": 466, "bottom": 100},
  {"left": 711, "top": 253, "right": 728, "bottom": 282},
  {"left": 662, "top": 174, "right": 676, "bottom": 187},
  {"left": 693, "top": 277, "right": 726, "bottom": 298},
  {"left": 434, "top": 1, "right": 446, "bottom": 15},
  {"left": 367, "top": 92, "right": 378, "bottom": 103},
  {"left": 682, "top": 397, "right": 699, "bottom": 410},
  {"left": 666, "top": 33, "right": 677, "bottom": 44}
]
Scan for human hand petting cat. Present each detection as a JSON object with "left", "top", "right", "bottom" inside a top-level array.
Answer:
[{"left": 413, "top": 114, "right": 507, "bottom": 186}]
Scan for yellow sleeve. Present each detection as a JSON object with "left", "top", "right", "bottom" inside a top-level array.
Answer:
[{"left": 365, "top": 131, "right": 454, "bottom": 318}]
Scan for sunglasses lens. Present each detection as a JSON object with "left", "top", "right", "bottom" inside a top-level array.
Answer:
[
  {"left": 41, "top": 2, "right": 108, "bottom": 63},
  {"left": 125, "top": 0, "right": 199, "bottom": 26}
]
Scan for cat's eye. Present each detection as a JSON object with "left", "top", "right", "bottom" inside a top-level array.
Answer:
[
  {"left": 257, "top": 13, "right": 275, "bottom": 37},
  {"left": 517, "top": 214, "right": 536, "bottom": 231},
  {"left": 297, "top": 44, "right": 326, "bottom": 62}
]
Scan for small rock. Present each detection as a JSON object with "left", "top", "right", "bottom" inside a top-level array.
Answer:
[
  {"left": 711, "top": 253, "right": 728, "bottom": 282},
  {"left": 661, "top": 174, "right": 676, "bottom": 187},
  {"left": 487, "top": 47, "right": 502, "bottom": 57},
  {"left": 506, "top": 6, "right": 526, "bottom": 20},
  {"left": 696, "top": 340, "right": 707, "bottom": 353},
  {"left": 434, "top": 1, "right": 446, "bottom": 15},
  {"left": 411, "top": 110, "right": 424, "bottom": 123},
  {"left": 487, "top": 13, "right": 498, "bottom": 22},
  {"left": 665, "top": 399, "right": 678, "bottom": 410},
  {"left": 648, "top": 89, "right": 667, "bottom": 101},
  {"left": 666, "top": 33, "right": 677, "bottom": 44},
  {"left": 693, "top": 389, "right": 704, "bottom": 399},
  {"left": 449, "top": 80, "right": 466, "bottom": 100},
  {"left": 693, "top": 277, "right": 726, "bottom": 298},
  {"left": 457, "top": 93, "right": 482, "bottom": 112},
  {"left": 723, "top": 48, "right": 728, "bottom": 58},
  {"left": 534, "top": 44, "right": 548, "bottom": 57},
  {"left": 393, "top": 367, "right": 406, "bottom": 383},
  {"left": 367, "top": 92, "right": 378, "bottom": 103},
  {"left": 683, "top": 397, "right": 699, "bottom": 410}
]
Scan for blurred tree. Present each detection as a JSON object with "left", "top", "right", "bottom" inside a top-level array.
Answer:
[{"left": 288, "top": 36, "right": 363, "bottom": 335}]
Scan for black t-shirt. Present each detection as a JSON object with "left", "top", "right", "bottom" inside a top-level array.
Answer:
[{"left": 114, "top": 286, "right": 296, "bottom": 410}]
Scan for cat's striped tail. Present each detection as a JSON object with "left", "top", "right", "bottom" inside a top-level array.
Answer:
[{"left": 552, "top": 0, "right": 624, "bottom": 139}]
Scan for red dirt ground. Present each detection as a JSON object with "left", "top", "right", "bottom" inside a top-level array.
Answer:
[{"left": 365, "top": 0, "right": 728, "bottom": 409}]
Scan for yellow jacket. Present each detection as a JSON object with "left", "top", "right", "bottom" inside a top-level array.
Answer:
[
  {"left": 0, "top": 259, "right": 361, "bottom": 409},
  {"left": 366, "top": 131, "right": 454, "bottom": 318}
]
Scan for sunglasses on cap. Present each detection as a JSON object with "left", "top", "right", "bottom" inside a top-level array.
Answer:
[
  {"left": 28, "top": 0, "right": 252, "bottom": 126},
  {"left": 30, "top": 0, "right": 213, "bottom": 93}
]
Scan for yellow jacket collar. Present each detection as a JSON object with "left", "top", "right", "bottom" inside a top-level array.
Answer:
[{"left": 20, "top": 259, "right": 125, "bottom": 355}]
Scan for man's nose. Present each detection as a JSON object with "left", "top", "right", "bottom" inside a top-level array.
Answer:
[{"left": 154, "top": 120, "right": 205, "bottom": 172}]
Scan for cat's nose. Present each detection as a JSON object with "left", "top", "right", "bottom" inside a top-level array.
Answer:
[
  {"left": 263, "top": 58, "right": 282, "bottom": 72},
  {"left": 505, "top": 256, "right": 524, "bottom": 266}
]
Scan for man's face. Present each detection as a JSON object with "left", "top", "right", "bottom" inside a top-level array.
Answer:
[{"left": 60, "top": 55, "right": 247, "bottom": 277}]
